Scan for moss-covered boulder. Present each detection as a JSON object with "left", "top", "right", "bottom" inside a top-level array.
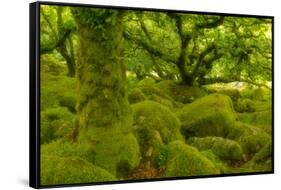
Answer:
[
  {"left": 41, "top": 54, "right": 66, "bottom": 76},
  {"left": 156, "top": 80, "right": 206, "bottom": 103},
  {"left": 137, "top": 78, "right": 156, "bottom": 88},
  {"left": 41, "top": 140, "right": 96, "bottom": 164},
  {"left": 177, "top": 94, "right": 236, "bottom": 138},
  {"left": 128, "top": 88, "right": 146, "bottom": 104},
  {"left": 41, "top": 74, "right": 78, "bottom": 111},
  {"left": 165, "top": 141, "right": 219, "bottom": 177},
  {"left": 59, "top": 94, "right": 77, "bottom": 113},
  {"left": 235, "top": 98, "right": 256, "bottom": 113},
  {"left": 132, "top": 101, "right": 184, "bottom": 162},
  {"left": 41, "top": 107, "right": 75, "bottom": 144},
  {"left": 235, "top": 98, "right": 271, "bottom": 113},
  {"left": 78, "top": 126, "right": 141, "bottom": 177},
  {"left": 238, "top": 110, "right": 272, "bottom": 134},
  {"left": 228, "top": 122, "right": 270, "bottom": 155},
  {"left": 251, "top": 88, "right": 271, "bottom": 101},
  {"left": 41, "top": 155, "right": 116, "bottom": 185},
  {"left": 200, "top": 150, "right": 228, "bottom": 173},
  {"left": 187, "top": 137, "right": 243, "bottom": 161},
  {"left": 149, "top": 94, "right": 174, "bottom": 110},
  {"left": 242, "top": 142, "right": 272, "bottom": 172}
]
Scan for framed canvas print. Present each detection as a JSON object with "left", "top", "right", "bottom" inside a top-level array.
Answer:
[{"left": 29, "top": 1, "right": 274, "bottom": 188}]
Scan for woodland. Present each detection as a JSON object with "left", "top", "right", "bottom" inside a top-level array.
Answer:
[{"left": 39, "top": 5, "right": 272, "bottom": 185}]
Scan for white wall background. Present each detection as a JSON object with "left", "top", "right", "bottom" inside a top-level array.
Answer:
[{"left": 0, "top": 0, "right": 279, "bottom": 189}]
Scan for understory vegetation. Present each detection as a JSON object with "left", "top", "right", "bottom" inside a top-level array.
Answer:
[{"left": 39, "top": 5, "right": 272, "bottom": 185}]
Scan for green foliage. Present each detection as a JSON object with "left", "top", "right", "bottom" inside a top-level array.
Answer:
[
  {"left": 177, "top": 94, "right": 236, "bottom": 138},
  {"left": 41, "top": 155, "right": 116, "bottom": 185},
  {"left": 187, "top": 137, "right": 243, "bottom": 161},
  {"left": 41, "top": 107, "right": 75, "bottom": 144},
  {"left": 165, "top": 141, "right": 220, "bottom": 177}
]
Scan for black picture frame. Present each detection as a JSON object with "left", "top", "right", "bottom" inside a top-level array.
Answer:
[{"left": 30, "top": 1, "right": 274, "bottom": 188}]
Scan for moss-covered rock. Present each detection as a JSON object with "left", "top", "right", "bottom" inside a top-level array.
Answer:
[
  {"left": 156, "top": 80, "right": 206, "bottom": 104},
  {"left": 241, "top": 142, "right": 272, "bottom": 172},
  {"left": 41, "top": 107, "right": 75, "bottom": 144},
  {"left": 235, "top": 98, "right": 256, "bottom": 113},
  {"left": 78, "top": 126, "right": 140, "bottom": 177},
  {"left": 41, "top": 155, "right": 116, "bottom": 185},
  {"left": 177, "top": 94, "right": 236, "bottom": 138},
  {"left": 132, "top": 101, "right": 184, "bottom": 160},
  {"left": 137, "top": 78, "right": 156, "bottom": 88},
  {"left": 187, "top": 137, "right": 243, "bottom": 161},
  {"left": 235, "top": 98, "right": 271, "bottom": 113},
  {"left": 128, "top": 88, "right": 146, "bottom": 104},
  {"left": 41, "top": 54, "right": 66, "bottom": 76},
  {"left": 200, "top": 150, "right": 228, "bottom": 173},
  {"left": 228, "top": 122, "right": 270, "bottom": 155},
  {"left": 149, "top": 94, "right": 174, "bottom": 110},
  {"left": 164, "top": 141, "right": 219, "bottom": 177},
  {"left": 251, "top": 88, "right": 271, "bottom": 101},
  {"left": 41, "top": 140, "right": 96, "bottom": 164},
  {"left": 238, "top": 110, "right": 272, "bottom": 134},
  {"left": 41, "top": 74, "right": 78, "bottom": 111},
  {"left": 206, "top": 87, "right": 240, "bottom": 103},
  {"left": 59, "top": 94, "right": 77, "bottom": 113}
]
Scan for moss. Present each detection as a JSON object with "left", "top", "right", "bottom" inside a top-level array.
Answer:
[
  {"left": 228, "top": 122, "right": 270, "bottom": 155},
  {"left": 164, "top": 141, "right": 219, "bottom": 177},
  {"left": 240, "top": 142, "right": 272, "bottom": 172},
  {"left": 59, "top": 94, "right": 77, "bottom": 113},
  {"left": 132, "top": 101, "right": 184, "bottom": 159},
  {"left": 235, "top": 98, "right": 271, "bottom": 113},
  {"left": 187, "top": 137, "right": 243, "bottom": 161},
  {"left": 137, "top": 78, "right": 156, "bottom": 88},
  {"left": 41, "top": 140, "right": 96, "bottom": 164},
  {"left": 40, "top": 54, "right": 66, "bottom": 76},
  {"left": 156, "top": 80, "right": 206, "bottom": 103},
  {"left": 235, "top": 98, "right": 256, "bottom": 113},
  {"left": 41, "top": 74, "right": 78, "bottom": 111},
  {"left": 200, "top": 150, "right": 228, "bottom": 173},
  {"left": 240, "top": 87, "right": 272, "bottom": 101},
  {"left": 251, "top": 88, "right": 271, "bottom": 101},
  {"left": 128, "top": 88, "right": 146, "bottom": 104},
  {"left": 238, "top": 110, "right": 272, "bottom": 134},
  {"left": 177, "top": 94, "right": 236, "bottom": 138},
  {"left": 79, "top": 125, "right": 140, "bottom": 177},
  {"left": 40, "top": 107, "right": 75, "bottom": 144},
  {"left": 41, "top": 155, "right": 116, "bottom": 185},
  {"left": 149, "top": 94, "right": 174, "bottom": 110},
  {"left": 206, "top": 87, "right": 240, "bottom": 102},
  {"left": 251, "top": 141, "right": 272, "bottom": 163}
]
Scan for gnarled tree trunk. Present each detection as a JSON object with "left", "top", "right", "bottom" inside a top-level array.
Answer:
[{"left": 72, "top": 9, "right": 140, "bottom": 177}]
